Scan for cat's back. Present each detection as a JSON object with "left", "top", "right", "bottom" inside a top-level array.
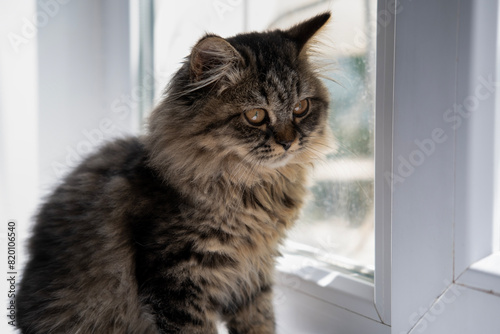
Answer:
[
  {"left": 17, "top": 137, "right": 163, "bottom": 334},
  {"left": 28, "top": 136, "right": 165, "bottom": 255}
]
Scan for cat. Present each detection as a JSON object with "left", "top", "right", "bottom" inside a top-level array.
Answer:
[{"left": 17, "top": 12, "right": 332, "bottom": 334}]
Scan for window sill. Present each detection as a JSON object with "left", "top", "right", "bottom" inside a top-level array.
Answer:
[
  {"left": 456, "top": 252, "right": 500, "bottom": 296},
  {"left": 275, "top": 252, "right": 382, "bottom": 323}
]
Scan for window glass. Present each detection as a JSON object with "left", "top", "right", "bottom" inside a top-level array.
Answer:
[{"left": 273, "top": 0, "right": 376, "bottom": 276}]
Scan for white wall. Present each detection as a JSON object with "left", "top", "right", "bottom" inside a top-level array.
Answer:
[
  {"left": 0, "top": 1, "right": 134, "bottom": 332},
  {"left": 37, "top": 0, "right": 135, "bottom": 191},
  {"left": 0, "top": 1, "right": 38, "bottom": 331}
]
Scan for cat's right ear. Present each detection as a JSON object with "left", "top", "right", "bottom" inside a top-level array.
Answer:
[
  {"left": 285, "top": 12, "right": 331, "bottom": 54},
  {"left": 189, "top": 35, "right": 244, "bottom": 91}
]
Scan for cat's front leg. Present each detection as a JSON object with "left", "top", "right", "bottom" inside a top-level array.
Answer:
[
  {"left": 224, "top": 286, "right": 276, "bottom": 334},
  {"left": 145, "top": 282, "right": 218, "bottom": 334},
  {"left": 151, "top": 301, "right": 218, "bottom": 334}
]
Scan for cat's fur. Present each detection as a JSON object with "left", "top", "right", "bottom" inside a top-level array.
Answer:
[{"left": 17, "top": 13, "right": 331, "bottom": 334}]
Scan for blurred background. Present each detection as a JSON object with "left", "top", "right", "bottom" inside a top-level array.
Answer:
[{"left": 0, "top": 1, "right": 375, "bottom": 331}]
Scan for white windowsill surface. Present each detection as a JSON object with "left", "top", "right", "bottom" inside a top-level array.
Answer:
[
  {"left": 457, "top": 252, "right": 500, "bottom": 296},
  {"left": 276, "top": 253, "right": 381, "bottom": 323}
]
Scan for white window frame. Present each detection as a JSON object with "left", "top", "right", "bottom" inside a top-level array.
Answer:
[
  {"left": 452, "top": 0, "right": 500, "bottom": 296},
  {"left": 390, "top": 1, "right": 500, "bottom": 333}
]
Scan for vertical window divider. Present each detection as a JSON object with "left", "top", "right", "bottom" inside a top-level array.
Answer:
[{"left": 373, "top": 0, "right": 395, "bottom": 325}]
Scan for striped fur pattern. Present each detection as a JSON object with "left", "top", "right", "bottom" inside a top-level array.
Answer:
[{"left": 17, "top": 13, "right": 332, "bottom": 334}]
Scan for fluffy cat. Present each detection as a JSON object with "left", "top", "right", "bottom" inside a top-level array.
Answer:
[{"left": 17, "top": 12, "right": 331, "bottom": 334}]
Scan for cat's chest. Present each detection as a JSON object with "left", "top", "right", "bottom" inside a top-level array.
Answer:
[
  {"left": 193, "top": 207, "right": 280, "bottom": 308},
  {"left": 194, "top": 193, "right": 293, "bottom": 289},
  {"left": 186, "top": 180, "right": 305, "bottom": 269},
  {"left": 195, "top": 202, "right": 285, "bottom": 259},
  {"left": 203, "top": 191, "right": 293, "bottom": 248},
  {"left": 207, "top": 179, "right": 303, "bottom": 231}
]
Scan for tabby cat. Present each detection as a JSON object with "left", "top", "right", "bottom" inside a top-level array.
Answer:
[{"left": 17, "top": 12, "right": 332, "bottom": 334}]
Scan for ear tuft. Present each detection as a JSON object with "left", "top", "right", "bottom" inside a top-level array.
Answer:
[
  {"left": 285, "top": 12, "right": 331, "bottom": 52},
  {"left": 190, "top": 35, "right": 243, "bottom": 85}
]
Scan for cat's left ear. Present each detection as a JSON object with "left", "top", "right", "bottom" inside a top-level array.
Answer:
[
  {"left": 285, "top": 12, "right": 331, "bottom": 54},
  {"left": 189, "top": 35, "right": 244, "bottom": 90}
]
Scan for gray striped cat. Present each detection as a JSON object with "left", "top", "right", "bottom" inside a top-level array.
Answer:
[{"left": 17, "top": 12, "right": 331, "bottom": 334}]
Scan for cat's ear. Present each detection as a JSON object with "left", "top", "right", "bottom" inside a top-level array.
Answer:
[
  {"left": 189, "top": 35, "right": 244, "bottom": 89},
  {"left": 285, "top": 12, "right": 331, "bottom": 53}
]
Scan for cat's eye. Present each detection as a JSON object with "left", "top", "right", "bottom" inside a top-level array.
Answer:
[
  {"left": 244, "top": 108, "right": 267, "bottom": 126},
  {"left": 293, "top": 99, "right": 310, "bottom": 118}
]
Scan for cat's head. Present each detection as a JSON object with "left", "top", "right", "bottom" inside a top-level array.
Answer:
[{"left": 148, "top": 13, "right": 332, "bottom": 183}]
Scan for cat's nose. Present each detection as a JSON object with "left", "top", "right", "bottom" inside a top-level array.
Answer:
[
  {"left": 276, "top": 139, "right": 293, "bottom": 151},
  {"left": 274, "top": 124, "right": 296, "bottom": 151}
]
